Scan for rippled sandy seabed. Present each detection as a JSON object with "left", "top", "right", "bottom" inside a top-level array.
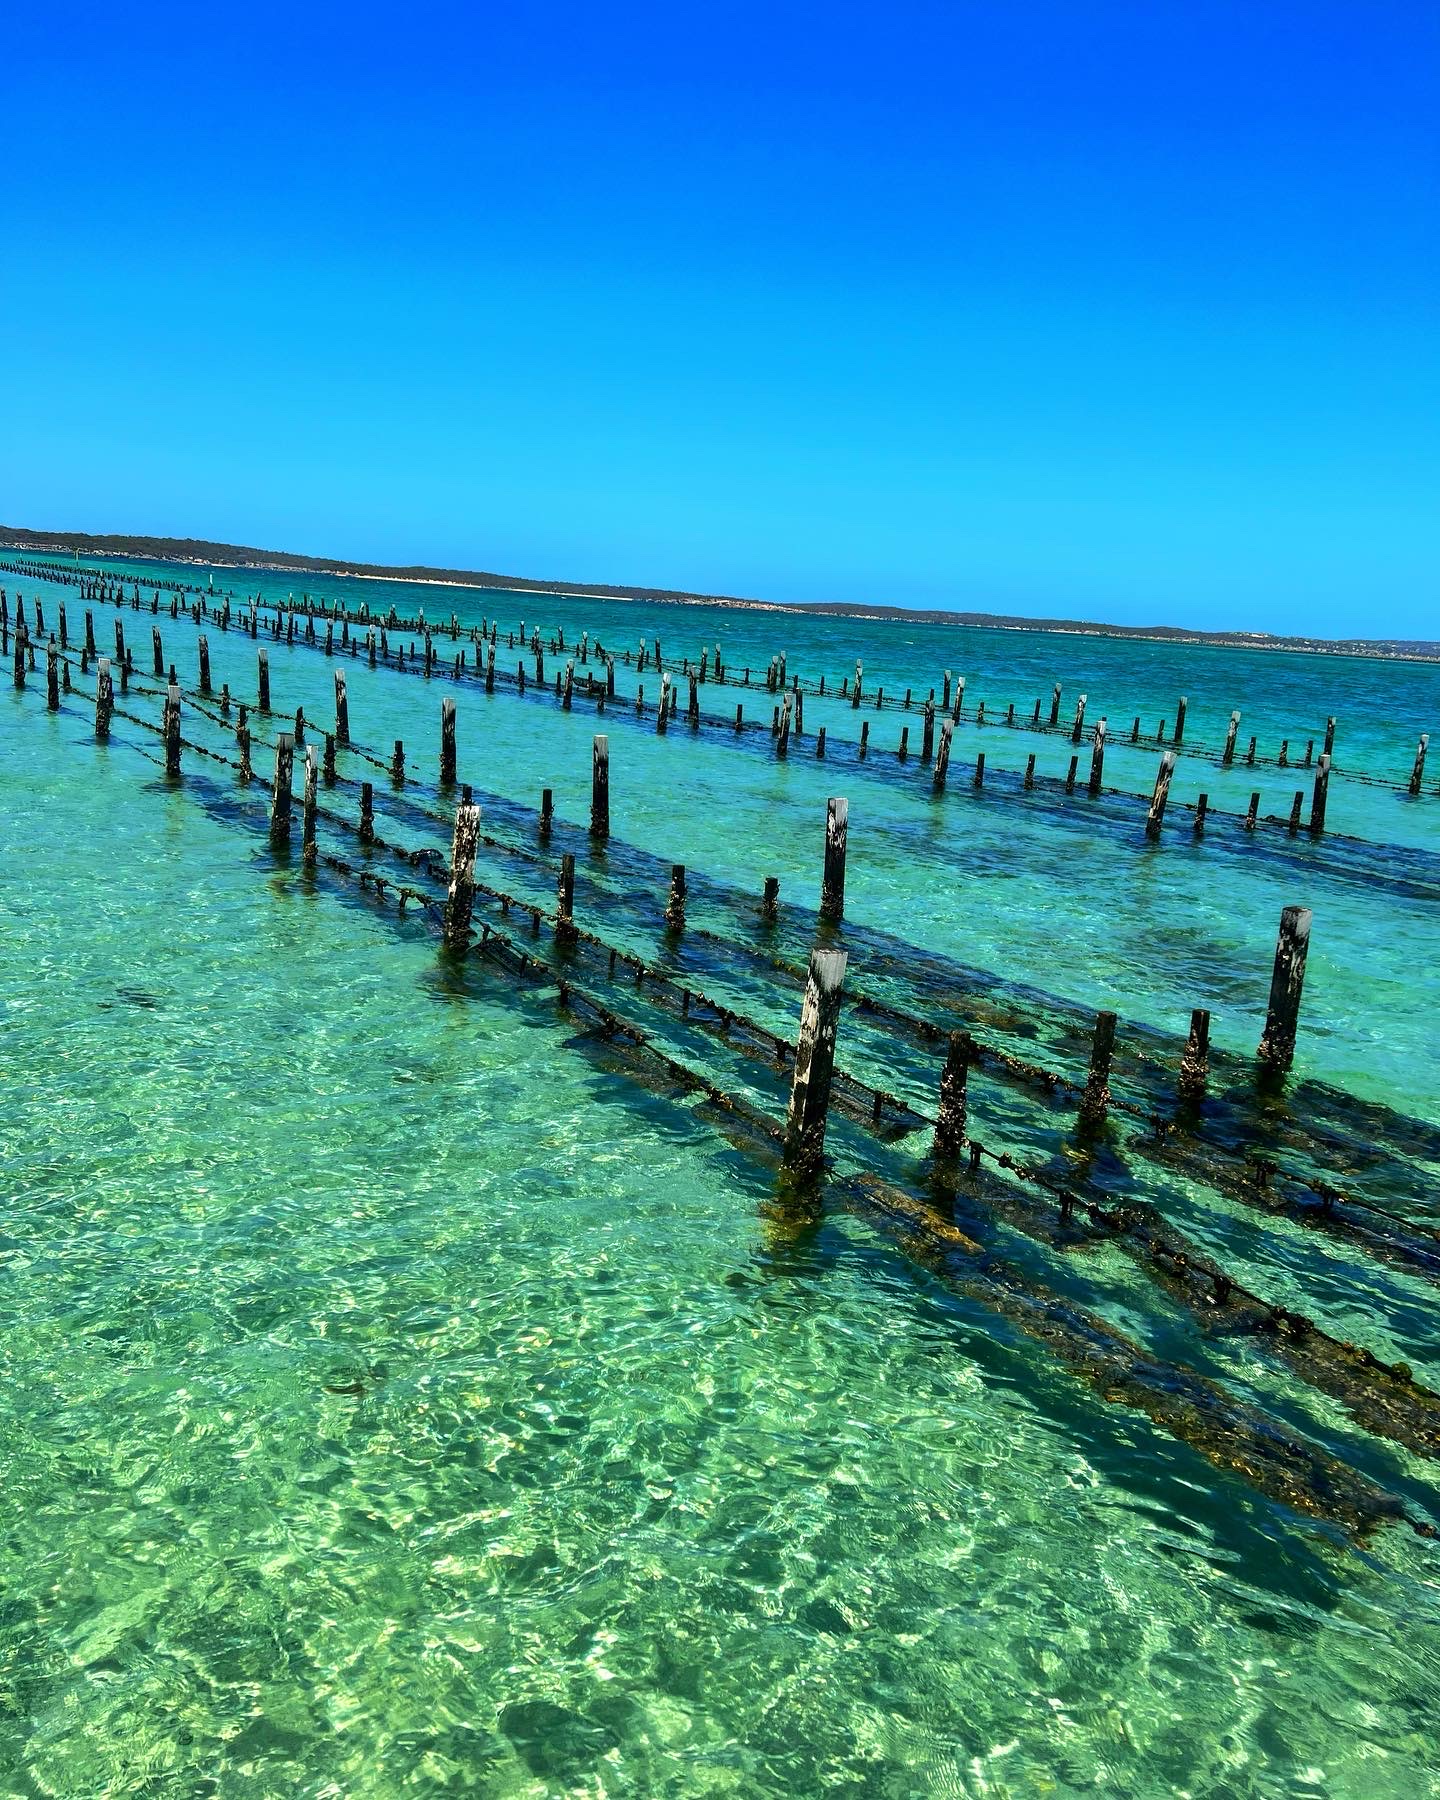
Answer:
[{"left": 2, "top": 555, "right": 1439, "bottom": 1797}]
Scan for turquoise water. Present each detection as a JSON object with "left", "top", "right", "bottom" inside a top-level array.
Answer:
[{"left": 2, "top": 555, "right": 1439, "bottom": 1795}]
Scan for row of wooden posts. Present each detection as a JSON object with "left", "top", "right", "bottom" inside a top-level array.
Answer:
[
  {"left": 5, "top": 560, "right": 1435, "bottom": 801},
  {"left": 65, "top": 622, "right": 1316, "bottom": 1176},
  {"left": 22, "top": 585, "right": 1354, "bottom": 846}
]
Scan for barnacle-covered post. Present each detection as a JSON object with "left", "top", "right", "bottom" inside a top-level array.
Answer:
[
  {"left": 1257, "top": 906, "right": 1312, "bottom": 1075},
  {"left": 782, "top": 948, "right": 849, "bottom": 1175},
  {"left": 931, "top": 1031, "right": 972, "bottom": 1162},
  {"left": 820, "top": 796, "right": 848, "bottom": 923},
  {"left": 269, "top": 732, "right": 295, "bottom": 845},
  {"left": 443, "top": 800, "right": 482, "bottom": 950}
]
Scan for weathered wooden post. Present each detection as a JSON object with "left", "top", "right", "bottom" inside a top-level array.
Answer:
[
  {"left": 443, "top": 801, "right": 482, "bottom": 950},
  {"left": 1323, "top": 717, "right": 1336, "bottom": 758},
  {"left": 269, "top": 733, "right": 295, "bottom": 845},
  {"left": 777, "top": 695, "right": 792, "bottom": 756},
  {"left": 922, "top": 700, "right": 936, "bottom": 762},
  {"left": 114, "top": 619, "right": 125, "bottom": 665},
  {"left": 391, "top": 738, "right": 405, "bottom": 784},
  {"left": 1288, "top": 791, "right": 1303, "bottom": 832},
  {"left": 257, "top": 649, "right": 271, "bottom": 711},
  {"left": 1245, "top": 792, "right": 1260, "bottom": 831},
  {"left": 761, "top": 876, "right": 780, "bottom": 922},
  {"left": 1245, "top": 736, "right": 1257, "bottom": 766},
  {"left": 1065, "top": 755, "right": 1077, "bottom": 793},
  {"left": 540, "top": 787, "right": 554, "bottom": 835},
  {"left": 1087, "top": 718, "right": 1106, "bottom": 796},
  {"left": 1071, "top": 694, "right": 1087, "bottom": 744},
  {"left": 301, "top": 745, "right": 319, "bottom": 862},
  {"left": 1309, "top": 754, "right": 1331, "bottom": 834},
  {"left": 1049, "top": 682, "right": 1061, "bottom": 726},
  {"left": 486, "top": 644, "right": 496, "bottom": 692},
  {"left": 1145, "top": 752, "right": 1176, "bottom": 839},
  {"left": 665, "top": 863, "right": 687, "bottom": 930},
  {"left": 657, "top": 672, "right": 671, "bottom": 735},
  {"left": 556, "top": 852, "right": 577, "bottom": 941},
  {"left": 58, "top": 604, "right": 67, "bottom": 650},
  {"left": 334, "top": 671, "right": 349, "bottom": 744},
  {"left": 819, "top": 797, "right": 848, "bottom": 923},
  {"left": 1409, "top": 734, "right": 1428, "bottom": 796},
  {"left": 1279, "top": 739, "right": 1289, "bottom": 766},
  {"left": 359, "top": 781, "right": 375, "bottom": 844},
  {"left": 150, "top": 626, "right": 163, "bottom": 677},
  {"left": 852, "top": 660, "right": 863, "bottom": 707},
  {"left": 1024, "top": 752, "right": 1036, "bottom": 788},
  {"left": 323, "top": 731, "right": 337, "bottom": 785},
  {"left": 85, "top": 611, "right": 96, "bottom": 656},
  {"left": 782, "top": 949, "right": 849, "bottom": 1175},
  {"left": 1193, "top": 792, "right": 1208, "bottom": 835},
  {"left": 931, "top": 1030, "right": 972, "bottom": 1162},
  {"left": 1078, "top": 1011, "right": 1118, "bottom": 1130},
  {"left": 1222, "top": 710, "right": 1241, "bottom": 765},
  {"left": 687, "top": 671, "right": 699, "bottom": 726},
  {"left": 1178, "top": 1008, "right": 1210, "bottom": 1106},
  {"left": 972, "top": 752, "right": 985, "bottom": 786},
  {"left": 293, "top": 706, "right": 306, "bottom": 748},
  {"left": 898, "top": 725, "right": 909, "bottom": 760},
  {"left": 163, "top": 683, "right": 182, "bottom": 776},
  {"left": 439, "top": 698, "right": 457, "bottom": 785},
  {"left": 932, "top": 721, "right": 953, "bottom": 792},
  {"left": 1257, "top": 905, "right": 1312, "bottom": 1074},
  {"left": 591, "top": 734, "right": 610, "bottom": 838},
  {"left": 46, "top": 639, "right": 59, "bottom": 710},
  {"left": 237, "top": 708, "right": 253, "bottom": 781},
  {"left": 1174, "top": 696, "right": 1187, "bottom": 745}
]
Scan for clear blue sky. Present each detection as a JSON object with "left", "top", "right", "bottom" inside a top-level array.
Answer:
[{"left": 3, "top": 2, "right": 1436, "bottom": 635}]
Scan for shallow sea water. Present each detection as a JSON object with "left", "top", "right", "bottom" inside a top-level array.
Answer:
[{"left": 2, "top": 556, "right": 1439, "bottom": 1796}]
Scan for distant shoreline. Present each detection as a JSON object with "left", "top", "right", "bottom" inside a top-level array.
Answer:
[{"left": 3, "top": 524, "right": 1435, "bottom": 664}]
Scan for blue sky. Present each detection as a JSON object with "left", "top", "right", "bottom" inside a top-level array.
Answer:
[{"left": 3, "top": 2, "right": 1436, "bottom": 634}]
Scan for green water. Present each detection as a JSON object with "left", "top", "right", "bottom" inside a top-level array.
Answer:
[{"left": 2, "top": 557, "right": 1439, "bottom": 1796}]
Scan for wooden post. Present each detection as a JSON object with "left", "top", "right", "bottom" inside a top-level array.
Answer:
[
  {"left": 1245, "top": 736, "right": 1257, "bottom": 766},
  {"left": 1065, "top": 755, "right": 1077, "bottom": 793},
  {"left": 1279, "top": 739, "right": 1289, "bottom": 766},
  {"left": 1078, "top": 1011, "right": 1117, "bottom": 1130},
  {"left": 115, "top": 619, "right": 126, "bottom": 666},
  {"left": 1245, "top": 792, "right": 1260, "bottom": 831},
  {"left": 1222, "top": 710, "right": 1240, "bottom": 765},
  {"left": 931, "top": 1031, "right": 971, "bottom": 1162},
  {"left": 1193, "top": 792, "right": 1208, "bottom": 835},
  {"left": 665, "top": 863, "right": 687, "bottom": 930},
  {"left": 932, "top": 720, "right": 953, "bottom": 792},
  {"left": 852, "top": 660, "right": 863, "bottom": 707},
  {"left": 1071, "top": 694, "right": 1087, "bottom": 744},
  {"left": 952, "top": 675, "right": 965, "bottom": 721},
  {"left": 782, "top": 949, "right": 849, "bottom": 1174},
  {"left": 391, "top": 738, "right": 405, "bottom": 783},
  {"left": 1257, "top": 906, "right": 1312, "bottom": 1074},
  {"left": 1174, "top": 696, "right": 1187, "bottom": 745},
  {"left": 687, "top": 671, "right": 699, "bottom": 726},
  {"left": 591, "top": 734, "right": 610, "bottom": 837},
  {"left": 761, "top": 876, "right": 779, "bottom": 922},
  {"left": 334, "top": 671, "right": 349, "bottom": 743},
  {"left": 1309, "top": 754, "right": 1331, "bottom": 834},
  {"left": 46, "top": 639, "right": 59, "bottom": 710},
  {"left": 440, "top": 698, "right": 457, "bottom": 785},
  {"left": 898, "top": 726, "right": 909, "bottom": 760},
  {"left": 820, "top": 797, "right": 848, "bottom": 923},
  {"left": 1288, "top": 791, "right": 1303, "bottom": 832},
  {"left": 858, "top": 720, "right": 869, "bottom": 758},
  {"left": 443, "top": 801, "right": 482, "bottom": 950},
  {"left": 557, "top": 852, "right": 577, "bottom": 941},
  {"left": 258, "top": 649, "right": 270, "bottom": 711},
  {"left": 198, "top": 634, "right": 212, "bottom": 694},
  {"left": 237, "top": 709, "right": 253, "bottom": 781},
  {"left": 10, "top": 624, "right": 24, "bottom": 689},
  {"left": 1178, "top": 1008, "right": 1210, "bottom": 1105},
  {"left": 269, "top": 733, "right": 295, "bottom": 845},
  {"left": 163, "top": 683, "right": 182, "bottom": 776},
  {"left": 359, "top": 781, "right": 375, "bottom": 844},
  {"left": 1049, "top": 682, "right": 1061, "bottom": 726},
  {"left": 777, "top": 695, "right": 792, "bottom": 756},
  {"left": 1323, "top": 716, "right": 1336, "bottom": 758},
  {"left": 1145, "top": 751, "right": 1176, "bottom": 838},
  {"left": 922, "top": 700, "right": 935, "bottom": 762},
  {"left": 1024, "top": 752, "right": 1036, "bottom": 788},
  {"left": 540, "top": 787, "right": 554, "bottom": 835},
  {"left": 972, "top": 752, "right": 985, "bottom": 787},
  {"left": 85, "top": 610, "right": 96, "bottom": 656},
  {"left": 486, "top": 645, "right": 495, "bottom": 692},
  {"left": 294, "top": 707, "right": 306, "bottom": 748},
  {"left": 323, "top": 731, "right": 337, "bottom": 784},
  {"left": 302, "top": 745, "right": 319, "bottom": 862},
  {"left": 1087, "top": 718, "right": 1106, "bottom": 796},
  {"left": 816, "top": 726, "right": 827, "bottom": 758},
  {"left": 1409, "top": 734, "right": 1428, "bottom": 796},
  {"left": 942, "top": 671, "right": 952, "bottom": 711},
  {"left": 151, "top": 625, "right": 163, "bottom": 677},
  {"left": 657, "top": 672, "right": 670, "bottom": 735}
]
